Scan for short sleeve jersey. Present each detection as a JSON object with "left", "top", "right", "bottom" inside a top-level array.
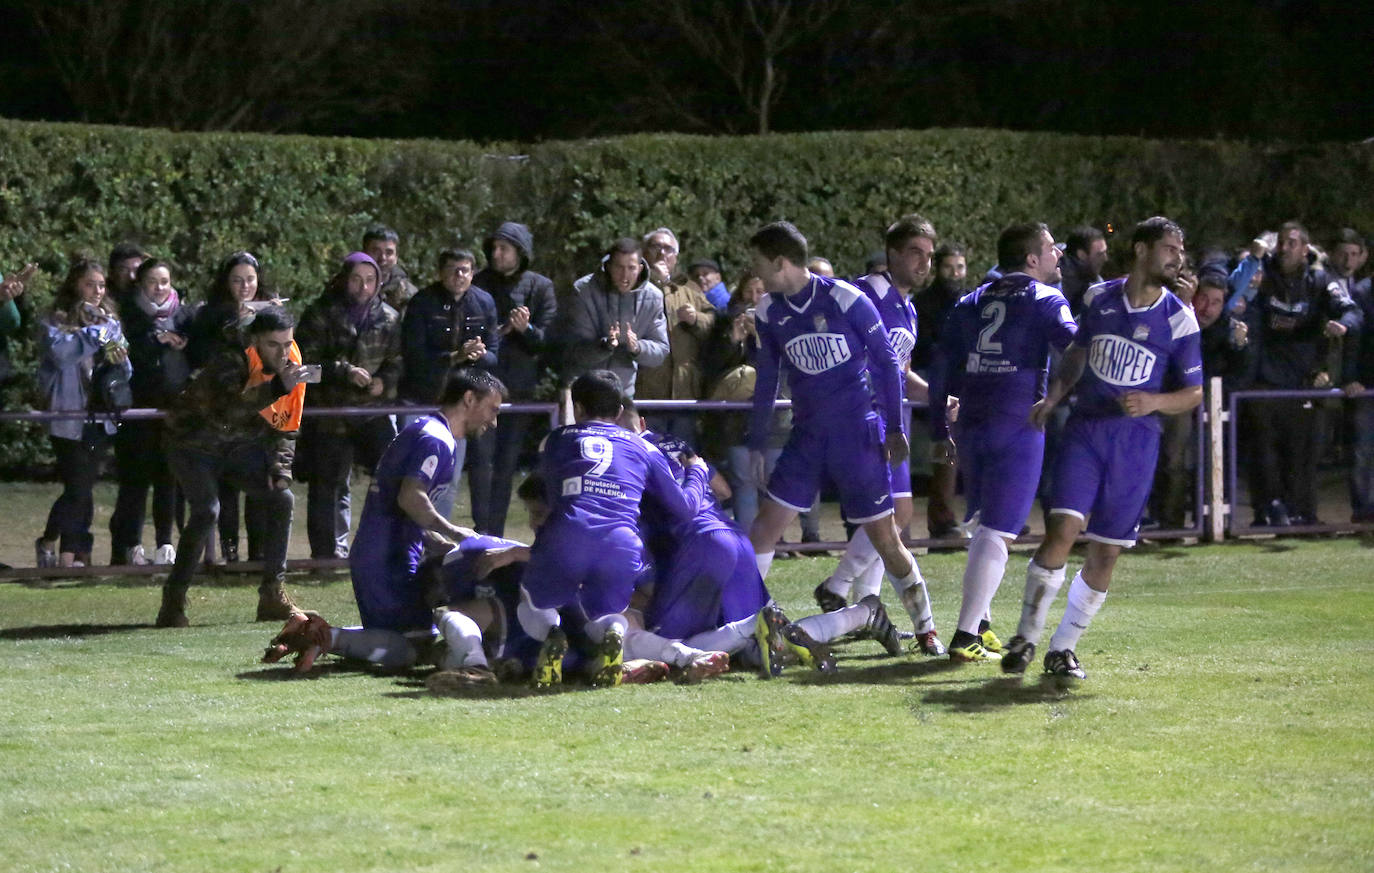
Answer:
[
  {"left": 750, "top": 274, "right": 902, "bottom": 447},
  {"left": 931, "top": 273, "right": 1077, "bottom": 438},
  {"left": 360, "top": 413, "right": 457, "bottom": 539},
  {"left": 854, "top": 271, "right": 919, "bottom": 373},
  {"left": 1071, "top": 278, "right": 1204, "bottom": 431}
]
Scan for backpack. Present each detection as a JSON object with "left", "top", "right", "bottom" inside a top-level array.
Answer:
[{"left": 89, "top": 360, "right": 133, "bottom": 415}]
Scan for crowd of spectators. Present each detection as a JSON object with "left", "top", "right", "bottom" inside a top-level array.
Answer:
[{"left": 6, "top": 217, "right": 1372, "bottom": 579}]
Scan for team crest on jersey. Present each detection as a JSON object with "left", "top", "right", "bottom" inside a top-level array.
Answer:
[
  {"left": 887, "top": 326, "right": 916, "bottom": 366},
  {"left": 813, "top": 314, "right": 827, "bottom": 332},
  {"left": 1132, "top": 324, "right": 1150, "bottom": 341},
  {"left": 785, "top": 333, "right": 852, "bottom": 375},
  {"left": 1088, "top": 335, "right": 1157, "bottom": 386}
]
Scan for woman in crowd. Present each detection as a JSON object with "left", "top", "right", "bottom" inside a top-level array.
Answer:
[
  {"left": 35, "top": 258, "right": 130, "bottom": 568},
  {"left": 187, "top": 251, "right": 281, "bottom": 563},
  {"left": 108, "top": 258, "right": 193, "bottom": 565}
]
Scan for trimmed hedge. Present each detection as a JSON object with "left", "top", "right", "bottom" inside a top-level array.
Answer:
[{"left": 1, "top": 118, "right": 1371, "bottom": 472}]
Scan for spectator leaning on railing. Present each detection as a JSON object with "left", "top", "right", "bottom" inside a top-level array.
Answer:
[
  {"left": 34, "top": 258, "right": 130, "bottom": 569},
  {"left": 296, "top": 251, "right": 403, "bottom": 559},
  {"left": 1237, "top": 221, "right": 1362, "bottom": 526},
  {"left": 1193, "top": 271, "right": 1252, "bottom": 391},
  {"left": 108, "top": 258, "right": 193, "bottom": 566}
]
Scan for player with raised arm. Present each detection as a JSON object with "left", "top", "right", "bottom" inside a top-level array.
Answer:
[
  {"left": 1002, "top": 216, "right": 1203, "bottom": 679},
  {"left": 744, "top": 221, "right": 945, "bottom": 655},
  {"left": 929, "top": 223, "right": 1078, "bottom": 662},
  {"left": 518, "top": 370, "right": 711, "bottom": 689}
]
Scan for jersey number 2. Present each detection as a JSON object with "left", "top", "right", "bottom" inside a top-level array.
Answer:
[
  {"left": 579, "top": 436, "right": 614, "bottom": 476},
  {"left": 977, "top": 301, "right": 1006, "bottom": 354}
]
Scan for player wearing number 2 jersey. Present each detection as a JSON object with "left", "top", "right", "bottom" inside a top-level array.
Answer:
[{"left": 929, "top": 223, "right": 1078, "bottom": 662}]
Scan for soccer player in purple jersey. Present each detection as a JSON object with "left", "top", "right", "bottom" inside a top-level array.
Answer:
[
  {"left": 929, "top": 222, "right": 1078, "bottom": 663},
  {"left": 262, "top": 368, "right": 504, "bottom": 673},
  {"left": 1003, "top": 217, "right": 1203, "bottom": 680},
  {"left": 518, "top": 370, "right": 711, "bottom": 688},
  {"left": 744, "top": 221, "right": 945, "bottom": 654},
  {"left": 814, "top": 216, "right": 940, "bottom": 625}
]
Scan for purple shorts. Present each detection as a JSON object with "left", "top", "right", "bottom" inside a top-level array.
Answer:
[
  {"left": 957, "top": 418, "right": 1044, "bottom": 538},
  {"left": 521, "top": 519, "right": 644, "bottom": 618},
  {"left": 1050, "top": 416, "right": 1160, "bottom": 547},
  {"left": 349, "top": 533, "right": 430, "bottom": 633},
  {"left": 767, "top": 412, "right": 894, "bottom": 523},
  {"left": 647, "top": 527, "right": 770, "bottom": 640}
]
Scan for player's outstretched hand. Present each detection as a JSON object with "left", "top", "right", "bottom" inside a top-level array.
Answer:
[
  {"left": 884, "top": 431, "right": 909, "bottom": 466},
  {"left": 474, "top": 546, "right": 531, "bottom": 578}
]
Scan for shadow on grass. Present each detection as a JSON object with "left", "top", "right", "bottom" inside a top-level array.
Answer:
[
  {"left": 0, "top": 622, "right": 154, "bottom": 639},
  {"left": 920, "top": 674, "right": 1093, "bottom": 713},
  {"left": 235, "top": 660, "right": 395, "bottom": 682},
  {"left": 787, "top": 656, "right": 965, "bottom": 686}
]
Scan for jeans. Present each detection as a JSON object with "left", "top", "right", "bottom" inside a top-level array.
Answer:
[
  {"left": 1350, "top": 397, "right": 1374, "bottom": 521},
  {"left": 109, "top": 419, "right": 177, "bottom": 558},
  {"left": 167, "top": 441, "right": 294, "bottom": 591},
  {"left": 43, "top": 429, "right": 109, "bottom": 555},
  {"left": 486, "top": 411, "right": 547, "bottom": 537}
]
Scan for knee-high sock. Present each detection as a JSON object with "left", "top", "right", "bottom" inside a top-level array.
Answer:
[
  {"left": 755, "top": 550, "right": 775, "bottom": 580},
  {"left": 330, "top": 627, "right": 418, "bottom": 668},
  {"left": 516, "top": 586, "right": 559, "bottom": 642},
  {"left": 683, "top": 613, "right": 757, "bottom": 655},
  {"left": 851, "top": 557, "right": 885, "bottom": 600},
  {"left": 437, "top": 610, "right": 489, "bottom": 669},
  {"left": 794, "top": 599, "right": 874, "bottom": 643},
  {"left": 957, "top": 527, "right": 1010, "bottom": 635},
  {"left": 888, "top": 563, "right": 934, "bottom": 634},
  {"left": 624, "top": 627, "right": 698, "bottom": 667},
  {"left": 585, "top": 612, "right": 629, "bottom": 644},
  {"left": 1048, "top": 572, "right": 1106, "bottom": 652},
  {"left": 1014, "top": 559, "right": 1066, "bottom": 645},
  {"left": 822, "top": 527, "right": 880, "bottom": 597}
]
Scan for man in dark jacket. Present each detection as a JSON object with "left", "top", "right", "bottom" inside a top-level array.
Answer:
[
  {"left": 472, "top": 222, "right": 558, "bottom": 535},
  {"left": 913, "top": 243, "right": 968, "bottom": 538},
  {"left": 1059, "top": 226, "right": 1108, "bottom": 315},
  {"left": 297, "top": 252, "right": 403, "bottom": 558},
  {"left": 400, "top": 248, "right": 500, "bottom": 529},
  {"left": 364, "top": 224, "right": 421, "bottom": 313},
  {"left": 1241, "top": 221, "right": 1362, "bottom": 525},
  {"left": 1338, "top": 231, "right": 1374, "bottom": 521},
  {"left": 158, "top": 306, "right": 309, "bottom": 627}
]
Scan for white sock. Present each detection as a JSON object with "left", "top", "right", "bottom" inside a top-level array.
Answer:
[
  {"left": 826, "top": 528, "right": 880, "bottom": 597},
  {"left": 755, "top": 550, "right": 775, "bottom": 580},
  {"left": 957, "top": 527, "right": 1010, "bottom": 635},
  {"left": 438, "top": 610, "right": 489, "bottom": 669},
  {"left": 331, "top": 627, "right": 418, "bottom": 668},
  {"left": 624, "top": 628, "right": 696, "bottom": 667},
  {"left": 795, "top": 600, "right": 874, "bottom": 643},
  {"left": 1048, "top": 572, "right": 1106, "bottom": 652},
  {"left": 683, "top": 613, "right": 758, "bottom": 655},
  {"left": 888, "top": 564, "right": 934, "bottom": 634},
  {"left": 852, "top": 558, "right": 884, "bottom": 600},
  {"left": 585, "top": 612, "right": 629, "bottom": 644},
  {"left": 516, "top": 586, "right": 559, "bottom": 642},
  {"left": 1015, "top": 559, "right": 1066, "bottom": 644}
]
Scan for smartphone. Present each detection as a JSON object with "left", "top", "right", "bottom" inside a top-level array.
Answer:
[{"left": 298, "top": 364, "right": 323, "bottom": 384}]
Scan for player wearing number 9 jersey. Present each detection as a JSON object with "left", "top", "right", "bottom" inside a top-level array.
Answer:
[
  {"left": 517, "top": 370, "right": 710, "bottom": 685},
  {"left": 928, "top": 222, "right": 1077, "bottom": 662}
]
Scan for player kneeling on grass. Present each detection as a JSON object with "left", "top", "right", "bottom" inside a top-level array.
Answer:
[
  {"left": 262, "top": 368, "right": 504, "bottom": 673},
  {"left": 517, "top": 370, "right": 712, "bottom": 690},
  {"left": 1003, "top": 217, "right": 1203, "bottom": 680}
]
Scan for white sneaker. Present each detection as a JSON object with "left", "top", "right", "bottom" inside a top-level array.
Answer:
[
  {"left": 127, "top": 545, "right": 150, "bottom": 566},
  {"left": 153, "top": 544, "right": 176, "bottom": 565}
]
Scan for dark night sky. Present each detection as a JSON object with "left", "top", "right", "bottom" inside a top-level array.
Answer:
[{"left": 0, "top": 0, "right": 1369, "bottom": 143}]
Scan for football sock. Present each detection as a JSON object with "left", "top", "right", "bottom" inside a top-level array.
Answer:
[
  {"left": 683, "top": 613, "right": 757, "bottom": 655},
  {"left": 852, "top": 558, "right": 885, "bottom": 600},
  {"left": 889, "top": 564, "right": 934, "bottom": 634},
  {"left": 755, "top": 550, "right": 775, "bottom": 580},
  {"left": 624, "top": 628, "right": 697, "bottom": 667},
  {"left": 1048, "top": 572, "right": 1106, "bottom": 653},
  {"left": 828, "top": 527, "right": 879, "bottom": 594},
  {"left": 794, "top": 600, "right": 873, "bottom": 643},
  {"left": 585, "top": 612, "right": 629, "bottom": 644},
  {"left": 437, "top": 610, "right": 489, "bottom": 669},
  {"left": 1015, "top": 559, "right": 1066, "bottom": 645},
  {"left": 516, "top": 587, "right": 559, "bottom": 642},
  {"left": 957, "top": 527, "right": 1010, "bottom": 635},
  {"left": 331, "top": 627, "right": 419, "bottom": 668}
]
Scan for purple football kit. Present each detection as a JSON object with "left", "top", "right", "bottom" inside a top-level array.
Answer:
[
  {"left": 931, "top": 273, "right": 1077, "bottom": 537},
  {"left": 637, "top": 433, "right": 771, "bottom": 641},
  {"left": 1052, "top": 278, "right": 1203, "bottom": 545},
  {"left": 521, "top": 420, "right": 708, "bottom": 618},
  {"left": 750, "top": 274, "right": 905, "bottom": 524},
  {"left": 854, "top": 271, "right": 919, "bottom": 498},
  {"left": 349, "top": 413, "right": 457, "bottom": 632}
]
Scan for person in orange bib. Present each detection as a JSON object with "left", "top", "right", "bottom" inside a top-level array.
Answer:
[{"left": 157, "top": 306, "right": 311, "bottom": 628}]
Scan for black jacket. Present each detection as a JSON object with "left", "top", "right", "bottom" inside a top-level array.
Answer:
[
  {"left": 1246, "top": 253, "right": 1362, "bottom": 387},
  {"left": 399, "top": 282, "right": 499, "bottom": 405},
  {"left": 474, "top": 222, "right": 558, "bottom": 398},
  {"left": 122, "top": 302, "right": 194, "bottom": 408}
]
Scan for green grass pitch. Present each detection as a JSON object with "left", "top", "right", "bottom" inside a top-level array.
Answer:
[{"left": 2, "top": 539, "right": 1372, "bottom": 872}]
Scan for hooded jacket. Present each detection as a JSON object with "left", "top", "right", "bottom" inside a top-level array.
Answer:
[
  {"left": 563, "top": 255, "right": 669, "bottom": 396},
  {"left": 296, "top": 259, "right": 403, "bottom": 414},
  {"left": 472, "top": 222, "right": 558, "bottom": 398}
]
